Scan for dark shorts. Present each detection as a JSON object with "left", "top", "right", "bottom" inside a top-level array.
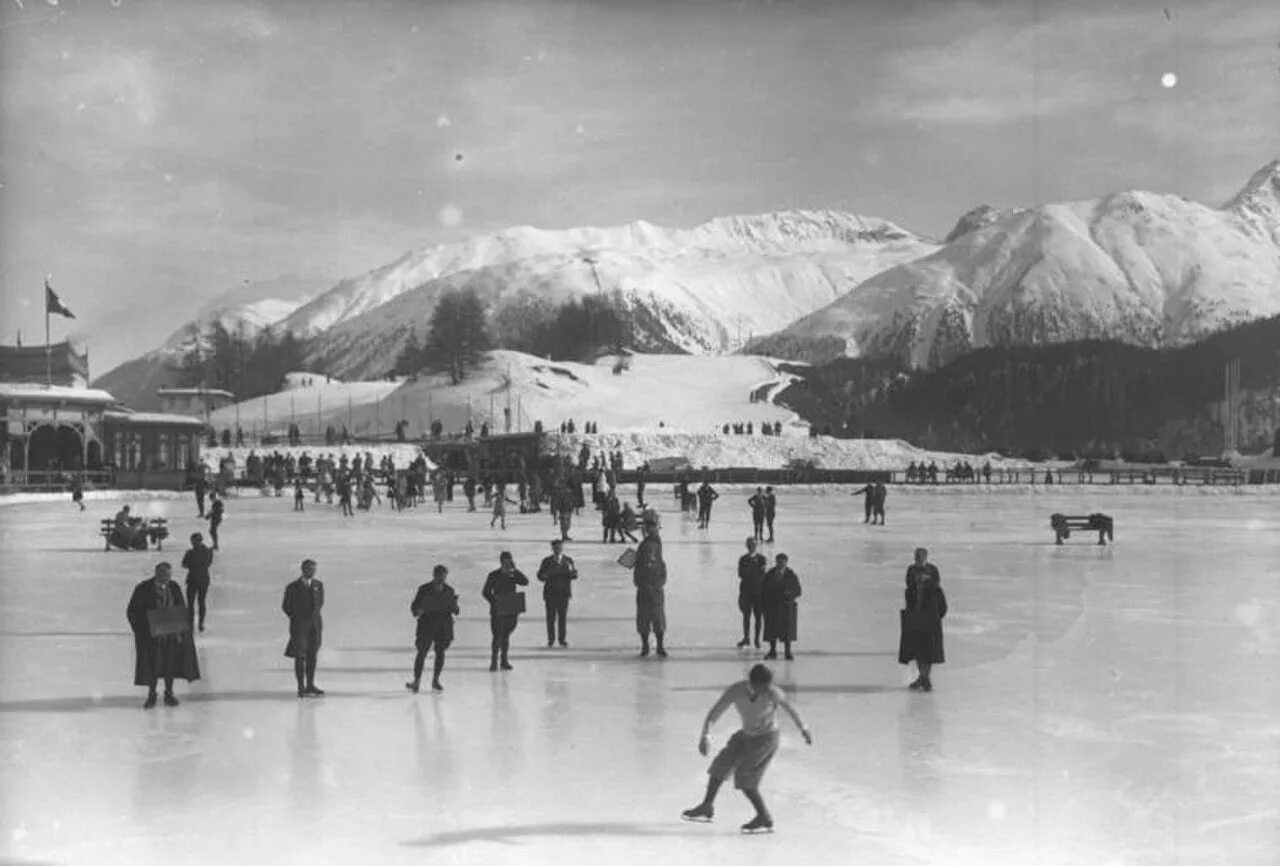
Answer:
[{"left": 708, "top": 729, "right": 780, "bottom": 790}]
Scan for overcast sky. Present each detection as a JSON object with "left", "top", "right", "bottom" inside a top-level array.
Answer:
[{"left": 1, "top": 0, "right": 1276, "bottom": 375}]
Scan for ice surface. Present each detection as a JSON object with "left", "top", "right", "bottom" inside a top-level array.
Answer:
[{"left": 1, "top": 487, "right": 1278, "bottom": 866}]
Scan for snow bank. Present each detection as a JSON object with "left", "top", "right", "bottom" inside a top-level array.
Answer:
[{"left": 552, "top": 430, "right": 1041, "bottom": 472}]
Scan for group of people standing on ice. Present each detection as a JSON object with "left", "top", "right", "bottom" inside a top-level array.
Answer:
[{"left": 121, "top": 488, "right": 947, "bottom": 834}]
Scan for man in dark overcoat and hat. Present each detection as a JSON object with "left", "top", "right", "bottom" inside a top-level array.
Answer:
[
  {"left": 126, "top": 561, "right": 200, "bottom": 709},
  {"left": 283, "top": 558, "right": 325, "bottom": 698}
]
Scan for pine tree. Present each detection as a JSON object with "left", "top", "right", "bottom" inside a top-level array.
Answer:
[
  {"left": 393, "top": 330, "right": 423, "bottom": 377},
  {"left": 424, "top": 289, "right": 491, "bottom": 384}
]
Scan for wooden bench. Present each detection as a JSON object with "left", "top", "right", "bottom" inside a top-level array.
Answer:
[
  {"left": 100, "top": 517, "right": 170, "bottom": 551},
  {"left": 1050, "top": 513, "right": 1113, "bottom": 546}
]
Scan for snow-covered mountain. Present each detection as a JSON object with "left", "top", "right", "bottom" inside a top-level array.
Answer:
[
  {"left": 92, "top": 276, "right": 324, "bottom": 410},
  {"left": 754, "top": 160, "right": 1280, "bottom": 368},
  {"left": 290, "top": 211, "right": 937, "bottom": 378}
]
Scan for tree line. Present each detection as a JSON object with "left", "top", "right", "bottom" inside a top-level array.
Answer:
[
  {"left": 172, "top": 321, "right": 307, "bottom": 401},
  {"left": 392, "top": 288, "right": 636, "bottom": 381},
  {"left": 775, "top": 314, "right": 1280, "bottom": 460}
]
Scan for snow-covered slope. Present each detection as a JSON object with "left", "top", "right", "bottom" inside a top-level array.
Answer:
[
  {"left": 290, "top": 211, "right": 937, "bottom": 378},
  {"left": 758, "top": 160, "right": 1280, "bottom": 367},
  {"left": 204, "top": 350, "right": 1031, "bottom": 471}
]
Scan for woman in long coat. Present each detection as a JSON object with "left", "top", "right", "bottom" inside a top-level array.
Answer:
[
  {"left": 898, "top": 547, "right": 947, "bottom": 691},
  {"left": 126, "top": 562, "right": 200, "bottom": 708},
  {"left": 761, "top": 554, "right": 802, "bottom": 660},
  {"left": 407, "top": 564, "right": 459, "bottom": 692}
]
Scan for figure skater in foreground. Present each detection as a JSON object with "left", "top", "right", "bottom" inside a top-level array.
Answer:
[{"left": 682, "top": 663, "right": 813, "bottom": 833}]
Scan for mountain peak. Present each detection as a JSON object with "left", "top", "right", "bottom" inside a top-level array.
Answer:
[
  {"left": 943, "top": 204, "right": 1004, "bottom": 243},
  {"left": 1225, "top": 158, "right": 1280, "bottom": 243}
]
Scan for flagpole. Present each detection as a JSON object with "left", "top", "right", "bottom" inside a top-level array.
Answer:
[{"left": 45, "top": 300, "right": 51, "bottom": 386}]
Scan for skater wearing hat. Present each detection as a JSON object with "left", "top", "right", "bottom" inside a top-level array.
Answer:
[
  {"left": 181, "top": 532, "right": 214, "bottom": 632},
  {"left": 406, "top": 564, "right": 459, "bottom": 693},
  {"left": 126, "top": 562, "right": 200, "bottom": 709},
  {"left": 537, "top": 539, "right": 577, "bottom": 648},
  {"left": 633, "top": 509, "right": 668, "bottom": 657},
  {"left": 681, "top": 663, "right": 813, "bottom": 833},
  {"left": 283, "top": 559, "right": 325, "bottom": 698}
]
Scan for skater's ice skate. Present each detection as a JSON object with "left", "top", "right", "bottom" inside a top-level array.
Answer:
[
  {"left": 741, "top": 815, "right": 773, "bottom": 834},
  {"left": 681, "top": 803, "right": 714, "bottom": 822}
]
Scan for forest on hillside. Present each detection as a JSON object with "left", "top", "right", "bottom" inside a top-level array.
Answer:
[{"left": 775, "top": 315, "right": 1280, "bottom": 460}]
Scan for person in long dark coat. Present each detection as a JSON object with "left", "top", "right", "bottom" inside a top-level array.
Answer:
[
  {"left": 283, "top": 559, "right": 325, "bottom": 698},
  {"left": 181, "top": 532, "right": 214, "bottom": 632},
  {"left": 537, "top": 539, "right": 577, "bottom": 648},
  {"left": 126, "top": 562, "right": 200, "bottom": 709},
  {"left": 406, "top": 564, "right": 459, "bottom": 693},
  {"left": 736, "top": 537, "right": 767, "bottom": 649},
  {"left": 482, "top": 551, "right": 529, "bottom": 671},
  {"left": 761, "top": 553, "right": 802, "bottom": 660},
  {"left": 633, "top": 510, "right": 668, "bottom": 657},
  {"left": 898, "top": 547, "right": 946, "bottom": 691}
]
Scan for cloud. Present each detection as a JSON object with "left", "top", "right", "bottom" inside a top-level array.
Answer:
[{"left": 862, "top": 1, "right": 1273, "bottom": 128}]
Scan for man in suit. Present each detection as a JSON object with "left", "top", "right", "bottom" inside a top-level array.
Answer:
[
  {"left": 482, "top": 551, "right": 529, "bottom": 671},
  {"left": 283, "top": 559, "right": 325, "bottom": 698},
  {"left": 537, "top": 539, "right": 577, "bottom": 648},
  {"left": 736, "top": 537, "right": 767, "bottom": 649},
  {"left": 181, "top": 532, "right": 214, "bottom": 632}
]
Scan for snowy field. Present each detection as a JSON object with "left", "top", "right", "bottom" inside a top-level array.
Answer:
[{"left": 1, "top": 489, "right": 1277, "bottom": 866}]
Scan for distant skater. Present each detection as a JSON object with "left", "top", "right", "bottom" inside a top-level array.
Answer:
[
  {"left": 482, "top": 551, "right": 529, "bottom": 671},
  {"left": 852, "top": 483, "right": 875, "bottom": 524},
  {"left": 283, "top": 559, "right": 325, "bottom": 698},
  {"left": 490, "top": 484, "right": 516, "bottom": 530},
  {"left": 633, "top": 510, "right": 668, "bottom": 657},
  {"left": 193, "top": 472, "right": 207, "bottom": 518},
  {"left": 899, "top": 547, "right": 946, "bottom": 691},
  {"left": 537, "top": 539, "right": 577, "bottom": 648},
  {"left": 762, "top": 486, "right": 777, "bottom": 542},
  {"left": 872, "top": 482, "right": 886, "bottom": 525},
  {"left": 406, "top": 564, "right": 459, "bottom": 693},
  {"left": 206, "top": 493, "right": 224, "bottom": 550},
  {"left": 736, "top": 537, "right": 766, "bottom": 649},
  {"left": 761, "top": 553, "right": 801, "bottom": 660},
  {"left": 126, "top": 562, "right": 200, "bottom": 709},
  {"left": 681, "top": 663, "right": 813, "bottom": 833},
  {"left": 747, "top": 488, "right": 766, "bottom": 541},
  {"left": 181, "top": 532, "right": 214, "bottom": 632},
  {"left": 696, "top": 481, "right": 720, "bottom": 529},
  {"left": 71, "top": 475, "right": 85, "bottom": 511},
  {"left": 294, "top": 478, "right": 306, "bottom": 512}
]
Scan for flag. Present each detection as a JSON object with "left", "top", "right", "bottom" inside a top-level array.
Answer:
[{"left": 45, "top": 278, "right": 75, "bottom": 319}]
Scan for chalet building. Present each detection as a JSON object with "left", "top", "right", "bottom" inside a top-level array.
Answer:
[
  {"left": 0, "top": 341, "right": 90, "bottom": 387},
  {"left": 100, "top": 409, "right": 206, "bottom": 489},
  {"left": 0, "top": 344, "right": 207, "bottom": 490}
]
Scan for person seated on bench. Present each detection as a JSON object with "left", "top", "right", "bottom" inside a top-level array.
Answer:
[
  {"left": 112, "top": 505, "right": 145, "bottom": 549},
  {"left": 1051, "top": 513, "right": 1113, "bottom": 545}
]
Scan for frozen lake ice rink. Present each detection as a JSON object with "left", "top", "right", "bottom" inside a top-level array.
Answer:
[{"left": 1, "top": 486, "right": 1277, "bottom": 866}]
